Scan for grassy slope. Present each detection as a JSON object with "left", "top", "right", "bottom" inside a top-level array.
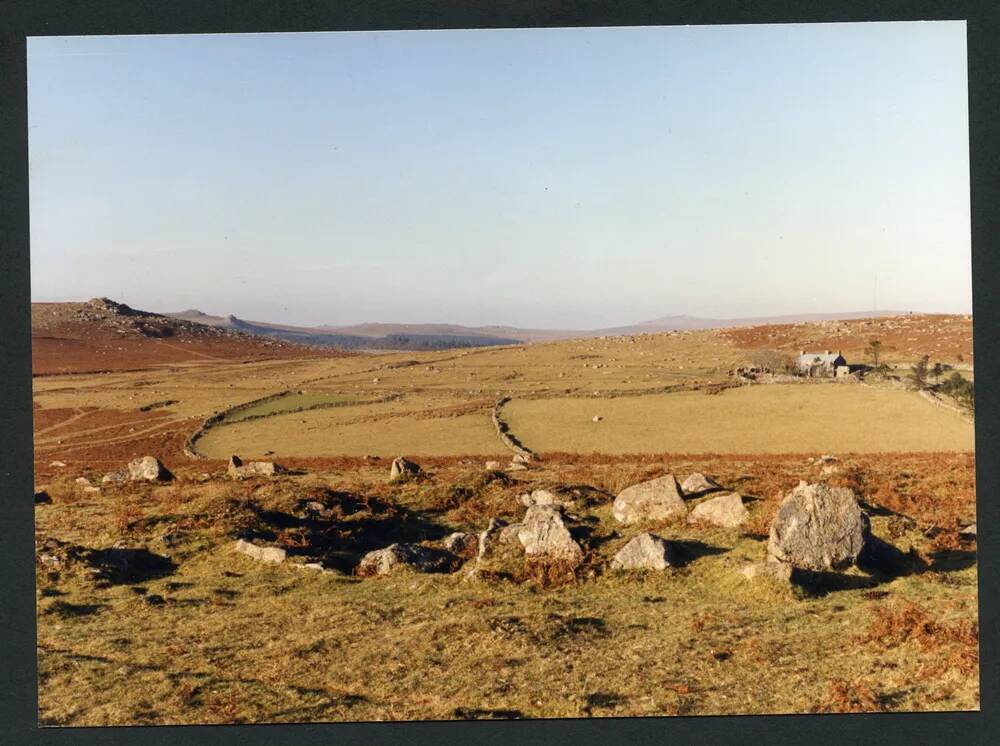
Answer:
[{"left": 35, "top": 455, "right": 978, "bottom": 725}]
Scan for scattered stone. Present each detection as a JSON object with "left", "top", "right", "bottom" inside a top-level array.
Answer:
[
  {"left": 443, "top": 532, "right": 479, "bottom": 556},
  {"left": 507, "top": 462, "right": 529, "bottom": 472},
  {"left": 517, "top": 505, "right": 583, "bottom": 563},
  {"left": 34, "top": 490, "right": 52, "bottom": 505},
  {"left": 681, "top": 472, "right": 723, "bottom": 497},
  {"left": 101, "top": 469, "right": 128, "bottom": 484},
  {"left": 767, "top": 482, "right": 871, "bottom": 571},
  {"left": 477, "top": 518, "right": 525, "bottom": 560},
  {"left": 820, "top": 464, "right": 841, "bottom": 476},
  {"left": 355, "top": 543, "right": 455, "bottom": 576},
  {"left": 959, "top": 523, "right": 977, "bottom": 538},
  {"left": 612, "top": 475, "right": 686, "bottom": 524},
  {"left": 511, "top": 453, "right": 532, "bottom": 464},
  {"left": 687, "top": 492, "right": 749, "bottom": 528},
  {"left": 738, "top": 561, "right": 793, "bottom": 583},
  {"left": 74, "top": 477, "right": 91, "bottom": 487},
  {"left": 389, "top": 456, "right": 421, "bottom": 482},
  {"left": 233, "top": 539, "right": 286, "bottom": 564},
  {"left": 49, "top": 461, "right": 67, "bottom": 468},
  {"left": 611, "top": 533, "right": 679, "bottom": 570},
  {"left": 228, "top": 455, "right": 283, "bottom": 479},
  {"left": 819, "top": 455, "right": 839, "bottom": 463},
  {"left": 83, "top": 486, "right": 101, "bottom": 494},
  {"left": 127, "top": 456, "right": 173, "bottom": 482},
  {"left": 485, "top": 461, "right": 501, "bottom": 470},
  {"left": 519, "top": 489, "right": 564, "bottom": 508},
  {"left": 592, "top": 415, "right": 603, "bottom": 422}
]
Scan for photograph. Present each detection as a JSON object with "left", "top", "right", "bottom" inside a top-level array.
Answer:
[{"left": 28, "top": 21, "right": 978, "bottom": 726}]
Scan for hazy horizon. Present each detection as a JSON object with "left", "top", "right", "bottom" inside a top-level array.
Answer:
[{"left": 28, "top": 22, "right": 971, "bottom": 328}]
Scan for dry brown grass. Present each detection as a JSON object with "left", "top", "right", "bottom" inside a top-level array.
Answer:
[{"left": 33, "top": 453, "right": 978, "bottom": 725}]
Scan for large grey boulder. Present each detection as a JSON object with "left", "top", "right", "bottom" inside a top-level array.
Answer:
[
  {"left": 127, "top": 456, "right": 173, "bottom": 482},
  {"left": 687, "top": 492, "right": 749, "bottom": 528},
  {"left": 767, "top": 482, "right": 871, "bottom": 570},
  {"left": 681, "top": 472, "right": 722, "bottom": 497},
  {"left": 610, "top": 533, "right": 679, "bottom": 570},
  {"left": 612, "top": 475, "right": 686, "bottom": 524},
  {"left": 355, "top": 543, "right": 455, "bottom": 576},
  {"left": 233, "top": 539, "right": 286, "bottom": 564},
  {"left": 516, "top": 505, "right": 583, "bottom": 563},
  {"left": 389, "top": 457, "right": 421, "bottom": 482}
]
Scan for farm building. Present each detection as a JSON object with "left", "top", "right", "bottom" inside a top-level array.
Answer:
[{"left": 797, "top": 350, "right": 850, "bottom": 378}]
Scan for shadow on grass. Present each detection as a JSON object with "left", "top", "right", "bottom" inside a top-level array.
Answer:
[
  {"left": 43, "top": 601, "right": 104, "bottom": 618},
  {"left": 926, "top": 549, "right": 977, "bottom": 573},
  {"left": 232, "top": 493, "right": 454, "bottom": 574},
  {"left": 672, "top": 540, "right": 729, "bottom": 566}
]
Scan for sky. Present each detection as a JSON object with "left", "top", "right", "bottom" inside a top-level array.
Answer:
[{"left": 27, "top": 22, "right": 971, "bottom": 329}]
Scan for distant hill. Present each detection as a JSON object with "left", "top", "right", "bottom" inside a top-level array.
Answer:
[
  {"left": 165, "top": 307, "right": 915, "bottom": 348},
  {"left": 164, "top": 311, "right": 528, "bottom": 350},
  {"left": 31, "top": 298, "right": 342, "bottom": 375},
  {"left": 595, "top": 310, "right": 911, "bottom": 336}
]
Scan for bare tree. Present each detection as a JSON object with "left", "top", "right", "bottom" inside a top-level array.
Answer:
[
  {"left": 750, "top": 349, "right": 794, "bottom": 374},
  {"left": 866, "top": 339, "right": 883, "bottom": 368}
]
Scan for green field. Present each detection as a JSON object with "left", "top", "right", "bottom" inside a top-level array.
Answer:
[
  {"left": 221, "top": 392, "right": 365, "bottom": 423},
  {"left": 504, "top": 384, "right": 974, "bottom": 455}
]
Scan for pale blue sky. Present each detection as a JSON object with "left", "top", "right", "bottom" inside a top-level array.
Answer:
[{"left": 28, "top": 22, "right": 970, "bottom": 329}]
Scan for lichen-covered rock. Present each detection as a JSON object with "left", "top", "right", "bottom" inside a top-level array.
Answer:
[
  {"left": 355, "top": 543, "right": 455, "bottom": 576},
  {"left": 234, "top": 539, "right": 286, "bottom": 564},
  {"left": 681, "top": 472, "right": 722, "bottom": 497},
  {"left": 517, "top": 505, "right": 583, "bottom": 563},
  {"left": 612, "top": 475, "right": 686, "bottom": 524},
  {"left": 389, "top": 457, "right": 421, "bottom": 482},
  {"left": 127, "top": 456, "right": 173, "bottom": 482},
  {"left": 610, "top": 533, "right": 679, "bottom": 570},
  {"left": 767, "top": 482, "right": 871, "bottom": 570},
  {"left": 687, "top": 492, "right": 749, "bottom": 528}
]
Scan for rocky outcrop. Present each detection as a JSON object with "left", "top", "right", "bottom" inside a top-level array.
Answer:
[
  {"left": 610, "top": 533, "right": 679, "bottom": 571},
  {"left": 681, "top": 472, "right": 722, "bottom": 497},
  {"left": 612, "top": 475, "right": 686, "bottom": 524},
  {"left": 516, "top": 505, "right": 584, "bottom": 563},
  {"left": 355, "top": 543, "right": 456, "bottom": 577},
  {"left": 127, "top": 456, "right": 173, "bottom": 482},
  {"left": 767, "top": 482, "right": 871, "bottom": 570},
  {"left": 687, "top": 492, "right": 749, "bottom": 528}
]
